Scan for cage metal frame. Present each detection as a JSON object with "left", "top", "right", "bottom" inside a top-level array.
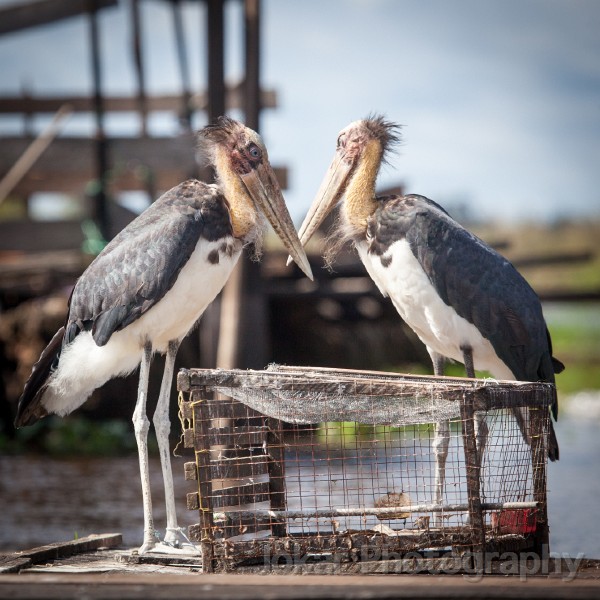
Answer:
[{"left": 178, "top": 365, "right": 553, "bottom": 573}]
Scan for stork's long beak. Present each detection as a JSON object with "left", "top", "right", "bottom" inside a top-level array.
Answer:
[
  {"left": 287, "top": 150, "right": 355, "bottom": 265},
  {"left": 240, "top": 164, "right": 313, "bottom": 280}
]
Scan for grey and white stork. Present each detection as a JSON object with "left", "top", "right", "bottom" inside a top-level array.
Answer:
[
  {"left": 14, "top": 116, "right": 312, "bottom": 553},
  {"left": 295, "top": 115, "right": 563, "bottom": 510}
]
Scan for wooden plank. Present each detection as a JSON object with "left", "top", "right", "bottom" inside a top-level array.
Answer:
[
  {"left": 267, "top": 418, "right": 287, "bottom": 537},
  {"left": 211, "top": 480, "right": 271, "bottom": 509},
  {"left": 0, "top": 221, "right": 84, "bottom": 253},
  {"left": 180, "top": 367, "right": 555, "bottom": 415},
  {"left": 209, "top": 454, "right": 270, "bottom": 480},
  {"left": 183, "top": 429, "right": 194, "bottom": 449},
  {"left": 184, "top": 461, "right": 197, "bottom": 481},
  {"left": 0, "top": 556, "right": 32, "bottom": 574},
  {"left": 187, "top": 492, "right": 199, "bottom": 511},
  {"left": 0, "top": 0, "right": 117, "bottom": 35},
  {"left": 206, "top": 425, "right": 268, "bottom": 448},
  {"left": 206, "top": 398, "right": 264, "bottom": 421},
  {"left": 0, "top": 87, "right": 277, "bottom": 114},
  {"left": 180, "top": 401, "right": 193, "bottom": 421},
  {"left": 192, "top": 399, "right": 215, "bottom": 573},
  {"left": 8, "top": 533, "right": 122, "bottom": 565},
  {"left": 0, "top": 200, "right": 137, "bottom": 252},
  {"left": 0, "top": 137, "right": 287, "bottom": 195},
  {"left": 0, "top": 572, "right": 599, "bottom": 599},
  {"left": 205, "top": 529, "right": 477, "bottom": 563},
  {"left": 459, "top": 392, "right": 486, "bottom": 566},
  {"left": 530, "top": 403, "right": 550, "bottom": 553}
]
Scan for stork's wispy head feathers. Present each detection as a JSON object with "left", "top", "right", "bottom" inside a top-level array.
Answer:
[
  {"left": 293, "top": 114, "right": 401, "bottom": 250},
  {"left": 350, "top": 114, "right": 402, "bottom": 165}
]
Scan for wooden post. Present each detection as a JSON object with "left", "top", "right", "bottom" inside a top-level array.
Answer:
[
  {"left": 206, "top": 0, "right": 225, "bottom": 124},
  {"left": 130, "top": 0, "right": 147, "bottom": 137},
  {"left": 459, "top": 390, "right": 486, "bottom": 571},
  {"left": 88, "top": 0, "right": 110, "bottom": 241},
  {"left": 244, "top": 0, "right": 260, "bottom": 132},
  {"left": 529, "top": 397, "right": 550, "bottom": 554},
  {"left": 193, "top": 391, "right": 216, "bottom": 573},
  {"left": 267, "top": 417, "right": 287, "bottom": 537},
  {"left": 171, "top": 0, "right": 193, "bottom": 131},
  {"left": 199, "top": 0, "right": 227, "bottom": 370}
]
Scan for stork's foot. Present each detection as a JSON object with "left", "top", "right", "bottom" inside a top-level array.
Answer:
[
  {"left": 136, "top": 528, "right": 200, "bottom": 555},
  {"left": 145, "top": 527, "right": 201, "bottom": 555},
  {"left": 145, "top": 541, "right": 201, "bottom": 555}
]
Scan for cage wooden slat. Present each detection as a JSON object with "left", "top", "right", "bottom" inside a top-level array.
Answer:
[
  {"left": 459, "top": 390, "right": 486, "bottom": 563},
  {"left": 211, "top": 480, "right": 271, "bottom": 509},
  {"left": 208, "top": 454, "right": 271, "bottom": 480},
  {"left": 191, "top": 397, "right": 215, "bottom": 573},
  {"left": 204, "top": 425, "right": 268, "bottom": 448},
  {"left": 184, "top": 461, "right": 198, "bottom": 481},
  {"left": 266, "top": 417, "right": 287, "bottom": 537}
]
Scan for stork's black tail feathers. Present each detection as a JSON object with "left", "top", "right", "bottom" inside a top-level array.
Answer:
[
  {"left": 14, "top": 327, "right": 65, "bottom": 428},
  {"left": 548, "top": 421, "right": 559, "bottom": 462},
  {"left": 552, "top": 356, "right": 565, "bottom": 375}
]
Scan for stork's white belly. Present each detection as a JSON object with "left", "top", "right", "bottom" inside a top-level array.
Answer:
[
  {"left": 128, "top": 237, "right": 242, "bottom": 351},
  {"left": 357, "top": 239, "right": 514, "bottom": 379},
  {"left": 42, "top": 237, "right": 242, "bottom": 416}
]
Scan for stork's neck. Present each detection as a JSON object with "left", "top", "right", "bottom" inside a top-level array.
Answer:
[
  {"left": 212, "top": 147, "right": 258, "bottom": 241},
  {"left": 341, "top": 139, "right": 382, "bottom": 238}
]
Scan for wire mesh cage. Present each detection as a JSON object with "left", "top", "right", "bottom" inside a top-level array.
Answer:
[{"left": 177, "top": 365, "right": 554, "bottom": 573}]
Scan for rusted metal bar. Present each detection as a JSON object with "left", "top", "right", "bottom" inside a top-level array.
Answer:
[{"left": 214, "top": 501, "right": 539, "bottom": 522}]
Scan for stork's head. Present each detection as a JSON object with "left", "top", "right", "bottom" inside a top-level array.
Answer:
[
  {"left": 296, "top": 115, "right": 401, "bottom": 245},
  {"left": 199, "top": 116, "right": 312, "bottom": 280}
]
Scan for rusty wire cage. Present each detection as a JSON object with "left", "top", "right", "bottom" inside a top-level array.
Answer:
[{"left": 177, "top": 365, "right": 554, "bottom": 573}]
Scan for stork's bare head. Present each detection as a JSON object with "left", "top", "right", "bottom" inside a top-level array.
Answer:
[
  {"left": 199, "top": 116, "right": 313, "bottom": 280},
  {"left": 295, "top": 115, "right": 401, "bottom": 247}
]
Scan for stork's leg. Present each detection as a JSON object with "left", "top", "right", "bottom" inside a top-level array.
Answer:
[
  {"left": 460, "top": 345, "right": 488, "bottom": 469},
  {"left": 430, "top": 351, "right": 450, "bottom": 526},
  {"left": 461, "top": 345, "right": 475, "bottom": 379},
  {"left": 151, "top": 339, "right": 197, "bottom": 553},
  {"left": 133, "top": 341, "right": 157, "bottom": 554}
]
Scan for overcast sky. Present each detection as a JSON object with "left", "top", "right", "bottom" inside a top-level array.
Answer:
[{"left": 0, "top": 0, "right": 599, "bottom": 223}]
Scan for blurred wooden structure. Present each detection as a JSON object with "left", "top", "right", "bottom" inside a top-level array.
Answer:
[{"left": 0, "top": 0, "right": 278, "bottom": 368}]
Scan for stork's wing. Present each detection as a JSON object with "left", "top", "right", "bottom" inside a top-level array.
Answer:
[
  {"left": 66, "top": 180, "right": 232, "bottom": 347},
  {"left": 375, "top": 195, "right": 555, "bottom": 383}
]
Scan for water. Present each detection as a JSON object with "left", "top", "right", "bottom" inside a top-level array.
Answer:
[
  {"left": 0, "top": 454, "right": 197, "bottom": 551},
  {"left": 1, "top": 401, "right": 599, "bottom": 557}
]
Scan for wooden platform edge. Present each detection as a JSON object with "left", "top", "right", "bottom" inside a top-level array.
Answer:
[{"left": 2, "top": 533, "right": 122, "bottom": 571}]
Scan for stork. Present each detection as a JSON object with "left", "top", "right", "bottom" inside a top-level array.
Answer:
[
  {"left": 14, "top": 116, "right": 312, "bottom": 554},
  {"left": 294, "top": 115, "right": 562, "bottom": 511}
]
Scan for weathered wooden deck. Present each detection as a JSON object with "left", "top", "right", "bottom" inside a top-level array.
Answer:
[{"left": 1, "top": 533, "right": 600, "bottom": 599}]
